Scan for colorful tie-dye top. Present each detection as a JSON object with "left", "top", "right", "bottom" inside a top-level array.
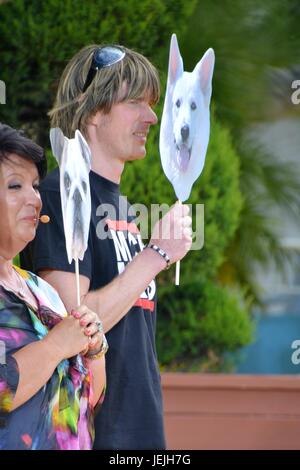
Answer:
[{"left": 0, "top": 267, "right": 102, "bottom": 450}]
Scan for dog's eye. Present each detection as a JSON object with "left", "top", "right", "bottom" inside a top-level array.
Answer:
[
  {"left": 176, "top": 99, "right": 181, "bottom": 108},
  {"left": 191, "top": 102, "right": 197, "bottom": 110},
  {"left": 64, "top": 172, "right": 71, "bottom": 195}
]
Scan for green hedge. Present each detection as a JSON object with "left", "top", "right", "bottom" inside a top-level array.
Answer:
[{"left": 0, "top": 0, "right": 196, "bottom": 145}]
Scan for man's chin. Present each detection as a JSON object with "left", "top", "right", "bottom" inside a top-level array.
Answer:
[{"left": 127, "top": 150, "right": 146, "bottom": 161}]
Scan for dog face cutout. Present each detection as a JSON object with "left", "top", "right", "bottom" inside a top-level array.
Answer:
[
  {"left": 159, "top": 34, "right": 215, "bottom": 201},
  {"left": 50, "top": 127, "right": 92, "bottom": 264}
]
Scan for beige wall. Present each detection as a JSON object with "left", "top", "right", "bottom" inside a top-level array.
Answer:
[{"left": 162, "top": 373, "right": 300, "bottom": 450}]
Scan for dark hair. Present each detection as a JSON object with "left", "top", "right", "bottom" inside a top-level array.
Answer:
[{"left": 0, "top": 123, "right": 47, "bottom": 179}]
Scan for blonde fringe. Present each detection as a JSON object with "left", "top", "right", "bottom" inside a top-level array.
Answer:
[{"left": 48, "top": 45, "right": 160, "bottom": 139}]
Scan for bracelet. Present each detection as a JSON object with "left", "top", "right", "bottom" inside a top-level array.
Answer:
[
  {"left": 147, "top": 244, "right": 171, "bottom": 270},
  {"left": 86, "top": 334, "right": 109, "bottom": 360}
]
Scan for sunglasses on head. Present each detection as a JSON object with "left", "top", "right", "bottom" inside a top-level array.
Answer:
[{"left": 82, "top": 46, "right": 126, "bottom": 93}]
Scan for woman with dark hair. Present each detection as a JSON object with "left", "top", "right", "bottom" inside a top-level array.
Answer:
[{"left": 0, "top": 123, "right": 106, "bottom": 450}]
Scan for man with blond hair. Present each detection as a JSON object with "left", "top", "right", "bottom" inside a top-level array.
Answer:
[{"left": 21, "top": 44, "right": 192, "bottom": 450}]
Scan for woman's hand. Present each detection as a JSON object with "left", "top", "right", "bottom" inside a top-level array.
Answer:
[
  {"left": 71, "top": 306, "right": 106, "bottom": 408},
  {"left": 43, "top": 306, "right": 91, "bottom": 360},
  {"left": 71, "top": 305, "right": 103, "bottom": 355},
  {"left": 11, "top": 305, "right": 103, "bottom": 411}
]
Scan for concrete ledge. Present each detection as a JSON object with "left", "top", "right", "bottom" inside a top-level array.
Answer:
[{"left": 162, "top": 373, "right": 300, "bottom": 450}]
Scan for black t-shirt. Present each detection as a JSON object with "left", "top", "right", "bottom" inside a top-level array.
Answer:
[{"left": 20, "top": 168, "right": 165, "bottom": 450}]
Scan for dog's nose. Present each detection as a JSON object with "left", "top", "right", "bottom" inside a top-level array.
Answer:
[
  {"left": 181, "top": 125, "right": 189, "bottom": 142},
  {"left": 73, "top": 188, "right": 82, "bottom": 206}
]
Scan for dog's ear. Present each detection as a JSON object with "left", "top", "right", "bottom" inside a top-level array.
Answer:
[
  {"left": 50, "top": 127, "right": 67, "bottom": 165},
  {"left": 75, "top": 130, "right": 92, "bottom": 172},
  {"left": 194, "top": 48, "right": 215, "bottom": 107},
  {"left": 168, "top": 34, "right": 184, "bottom": 86}
]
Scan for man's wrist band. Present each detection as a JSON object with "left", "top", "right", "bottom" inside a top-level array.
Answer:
[
  {"left": 86, "top": 334, "right": 109, "bottom": 360},
  {"left": 147, "top": 244, "right": 171, "bottom": 270}
]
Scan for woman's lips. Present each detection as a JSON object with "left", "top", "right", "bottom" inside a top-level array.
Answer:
[{"left": 21, "top": 215, "right": 38, "bottom": 224}]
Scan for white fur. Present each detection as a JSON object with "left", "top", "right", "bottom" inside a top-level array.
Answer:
[
  {"left": 159, "top": 34, "right": 215, "bottom": 201},
  {"left": 50, "top": 128, "right": 92, "bottom": 264}
]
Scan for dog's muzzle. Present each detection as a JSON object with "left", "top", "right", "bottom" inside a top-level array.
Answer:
[
  {"left": 72, "top": 189, "right": 85, "bottom": 246},
  {"left": 181, "top": 125, "right": 189, "bottom": 142},
  {"left": 175, "top": 143, "right": 191, "bottom": 173}
]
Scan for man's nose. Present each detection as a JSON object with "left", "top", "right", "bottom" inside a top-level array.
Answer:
[{"left": 145, "top": 105, "right": 158, "bottom": 125}]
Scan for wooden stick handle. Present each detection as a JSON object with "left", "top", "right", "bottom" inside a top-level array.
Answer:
[
  {"left": 175, "top": 259, "right": 180, "bottom": 286},
  {"left": 175, "top": 199, "right": 182, "bottom": 286},
  {"left": 75, "top": 258, "right": 81, "bottom": 307}
]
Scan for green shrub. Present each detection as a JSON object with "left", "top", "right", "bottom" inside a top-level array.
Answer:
[
  {"left": 0, "top": 0, "right": 196, "bottom": 145},
  {"left": 157, "top": 281, "right": 253, "bottom": 371}
]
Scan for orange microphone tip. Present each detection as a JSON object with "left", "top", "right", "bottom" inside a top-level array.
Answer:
[{"left": 39, "top": 215, "right": 50, "bottom": 223}]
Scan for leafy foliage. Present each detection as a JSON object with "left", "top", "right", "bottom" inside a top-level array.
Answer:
[
  {"left": 0, "top": 0, "right": 196, "bottom": 145},
  {"left": 180, "top": 0, "right": 300, "bottom": 305}
]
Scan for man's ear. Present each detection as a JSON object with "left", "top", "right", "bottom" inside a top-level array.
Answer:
[
  {"left": 168, "top": 34, "right": 184, "bottom": 87},
  {"left": 75, "top": 130, "right": 92, "bottom": 171},
  {"left": 194, "top": 48, "right": 215, "bottom": 107},
  {"left": 50, "top": 127, "right": 66, "bottom": 165}
]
